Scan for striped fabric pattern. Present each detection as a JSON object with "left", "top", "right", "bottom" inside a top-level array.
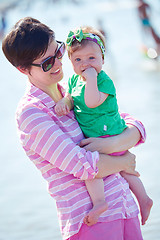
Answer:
[{"left": 16, "top": 83, "right": 146, "bottom": 240}]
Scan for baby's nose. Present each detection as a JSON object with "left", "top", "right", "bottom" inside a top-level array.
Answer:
[{"left": 82, "top": 60, "right": 89, "bottom": 67}]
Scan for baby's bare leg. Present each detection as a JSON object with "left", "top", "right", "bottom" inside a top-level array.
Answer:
[
  {"left": 84, "top": 178, "right": 108, "bottom": 226},
  {"left": 121, "top": 172, "right": 153, "bottom": 225}
]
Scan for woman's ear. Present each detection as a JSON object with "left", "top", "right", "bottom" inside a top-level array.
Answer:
[{"left": 17, "top": 67, "right": 29, "bottom": 75}]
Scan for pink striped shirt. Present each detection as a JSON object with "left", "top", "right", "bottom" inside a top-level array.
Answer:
[{"left": 16, "top": 83, "right": 146, "bottom": 240}]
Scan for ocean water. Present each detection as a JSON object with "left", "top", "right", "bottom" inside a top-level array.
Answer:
[{"left": 0, "top": 0, "right": 160, "bottom": 239}]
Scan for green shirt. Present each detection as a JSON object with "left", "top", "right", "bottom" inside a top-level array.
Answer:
[{"left": 68, "top": 70, "right": 127, "bottom": 137}]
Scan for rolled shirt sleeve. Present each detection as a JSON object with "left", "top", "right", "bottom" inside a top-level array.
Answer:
[
  {"left": 120, "top": 112, "right": 146, "bottom": 146},
  {"left": 16, "top": 104, "right": 99, "bottom": 180}
]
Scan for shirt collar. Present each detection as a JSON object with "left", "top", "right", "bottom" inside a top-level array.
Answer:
[{"left": 26, "top": 83, "right": 65, "bottom": 109}]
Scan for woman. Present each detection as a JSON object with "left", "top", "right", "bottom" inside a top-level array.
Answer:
[{"left": 2, "top": 17, "right": 146, "bottom": 240}]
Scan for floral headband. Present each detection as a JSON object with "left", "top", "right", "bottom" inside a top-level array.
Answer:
[{"left": 66, "top": 28, "right": 105, "bottom": 57}]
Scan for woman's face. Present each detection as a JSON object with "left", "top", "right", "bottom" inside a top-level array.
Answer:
[{"left": 27, "top": 40, "right": 64, "bottom": 90}]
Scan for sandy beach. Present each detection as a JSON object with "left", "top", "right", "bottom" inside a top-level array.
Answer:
[{"left": 0, "top": 0, "right": 160, "bottom": 239}]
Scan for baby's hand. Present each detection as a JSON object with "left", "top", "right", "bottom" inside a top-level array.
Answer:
[
  {"left": 54, "top": 98, "right": 70, "bottom": 116},
  {"left": 82, "top": 67, "right": 97, "bottom": 80}
]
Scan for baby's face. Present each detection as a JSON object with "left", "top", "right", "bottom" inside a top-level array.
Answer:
[{"left": 70, "top": 41, "right": 104, "bottom": 77}]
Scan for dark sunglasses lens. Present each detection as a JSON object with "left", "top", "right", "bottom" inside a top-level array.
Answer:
[
  {"left": 56, "top": 43, "right": 65, "bottom": 59},
  {"left": 42, "top": 57, "right": 55, "bottom": 72}
]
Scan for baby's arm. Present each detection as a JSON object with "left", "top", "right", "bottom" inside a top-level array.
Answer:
[
  {"left": 54, "top": 93, "right": 74, "bottom": 116},
  {"left": 82, "top": 68, "right": 108, "bottom": 108}
]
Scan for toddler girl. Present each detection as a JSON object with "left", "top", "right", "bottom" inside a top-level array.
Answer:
[{"left": 55, "top": 26, "right": 153, "bottom": 226}]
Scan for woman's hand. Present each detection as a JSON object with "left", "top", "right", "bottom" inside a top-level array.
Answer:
[
  {"left": 80, "top": 137, "right": 114, "bottom": 154},
  {"left": 95, "top": 151, "right": 140, "bottom": 178},
  {"left": 121, "top": 151, "right": 140, "bottom": 176}
]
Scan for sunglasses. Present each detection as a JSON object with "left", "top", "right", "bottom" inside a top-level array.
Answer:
[{"left": 31, "top": 41, "right": 65, "bottom": 72}]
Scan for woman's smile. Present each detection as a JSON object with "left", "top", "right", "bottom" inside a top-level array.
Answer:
[{"left": 51, "top": 68, "right": 61, "bottom": 75}]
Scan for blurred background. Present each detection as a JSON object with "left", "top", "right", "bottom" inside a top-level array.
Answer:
[{"left": 0, "top": 0, "right": 160, "bottom": 239}]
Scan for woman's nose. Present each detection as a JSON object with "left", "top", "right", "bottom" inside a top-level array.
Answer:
[{"left": 54, "top": 57, "right": 62, "bottom": 67}]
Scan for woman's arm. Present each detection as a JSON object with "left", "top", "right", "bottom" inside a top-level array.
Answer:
[
  {"left": 18, "top": 105, "right": 140, "bottom": 180},
  {"left": 80, "top": 124, "right": 141, "bottom": 154},
  {"left": 80, "top": 112, "right": 146, "bottom": 154}
]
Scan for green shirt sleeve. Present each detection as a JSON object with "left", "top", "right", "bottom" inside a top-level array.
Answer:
[{"left": 98, "top": 70, "right": 116, "bottom": 96}]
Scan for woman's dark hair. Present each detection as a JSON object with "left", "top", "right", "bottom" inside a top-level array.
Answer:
[{"left": 2, "top": 17, "right": 55, "bottom": 69}]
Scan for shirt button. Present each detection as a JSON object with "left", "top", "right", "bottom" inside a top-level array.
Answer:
[
  {"left": 77, "top": 152, "right": 84, "bottom": 158},
  {"left": 115, "top": 173, "right": 120, "bottom": 178}
]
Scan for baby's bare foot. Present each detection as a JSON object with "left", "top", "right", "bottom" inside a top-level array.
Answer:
[
  {"left": 140, "top": 197, "right": 153, "bottom": 225},
  {"left": 83, "top": 201, "right": 108, "bottom": 226}
]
